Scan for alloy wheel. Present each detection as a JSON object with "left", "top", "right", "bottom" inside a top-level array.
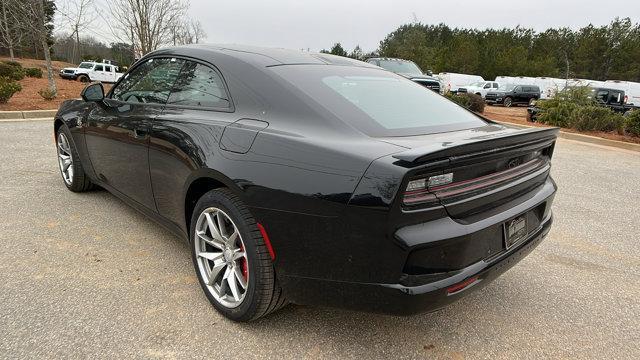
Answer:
[
  {"left": 194, "top": 207, "right": 249, "bottom": 308},
  {"left": 57, "top": 132, "right": 74, "bottom": 186}
]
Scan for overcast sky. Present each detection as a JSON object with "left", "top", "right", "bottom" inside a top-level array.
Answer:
[
  {"left": 78, "top": 0, "right": 639, "bottom": 52},
  {"left": 187, "top": 0, "right": 640, "bottom": 52}
]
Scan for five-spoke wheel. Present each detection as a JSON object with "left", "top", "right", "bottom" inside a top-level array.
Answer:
[
  {"left": 194, "top": 207, "right": 249, "bottom": 308},
  {"left": 57, "top": 132, "right": 74, "bottom": 186}
]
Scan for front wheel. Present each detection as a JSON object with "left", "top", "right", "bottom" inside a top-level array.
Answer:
[
  {"left": 77, "top": 74, "right": 89, "bottom": 82},
  {"left": 503, "top": 97, "right": 513, "bottom": 107},
  {"left": 190, "top": 189, "right": 287, "bottom": 321},
  {"left": 56, "top": 125, "right": 95, "bottom": 192}
]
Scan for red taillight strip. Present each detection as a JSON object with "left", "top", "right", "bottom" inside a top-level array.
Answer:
[
  {"left": 430, "top": 158, "right": 545, "bottom": 198},
  {"left": 256, "top": 223, "right": 276, "bottom": 261}
]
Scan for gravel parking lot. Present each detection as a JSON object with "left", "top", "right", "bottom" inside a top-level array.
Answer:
[{"left": 1, "top": 121, "right": 639, "bottom": 359}]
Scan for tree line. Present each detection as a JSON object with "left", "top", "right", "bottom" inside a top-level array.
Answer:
[{"left": 323, "top": 18, "right": 640, "bottom": 82}]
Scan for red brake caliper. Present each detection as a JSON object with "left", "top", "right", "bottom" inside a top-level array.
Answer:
[{"left": 239, "top": 243, "right": 248, "bottom": 280}]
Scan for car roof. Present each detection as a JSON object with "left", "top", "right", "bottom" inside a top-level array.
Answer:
[
  {"left": 366, "top": 57, "right": 413, "bottom": 62},
  {"left": 146, "top": 44, "right": 377, "bottom": 69}
]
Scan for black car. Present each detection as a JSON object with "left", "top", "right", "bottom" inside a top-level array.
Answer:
[
  {"left": 54, "top": 45, "right": 558, "bottom": 322},
  {"left": 486, "top": 84, "right": 541, "bottom": 107},
  {"left": 366, "top": 57, "right": 441, "bottom": 93}
]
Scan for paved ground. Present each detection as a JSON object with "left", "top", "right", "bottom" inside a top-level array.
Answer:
[{"left": 1, "top": 121, "right": 639, "bottom": 359}]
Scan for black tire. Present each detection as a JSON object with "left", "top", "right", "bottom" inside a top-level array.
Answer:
[
  {"left": 190, "top": 188, "right": 287, "bottom": 322},
  {"left": 77, "top": 74, "right": 89, "bottom": 82},
  {"left": 56, "top": 125, "right": 96, "bottom": 192},
  {"left": 503, "top": 97, "right": 513, "bottom": 107}
]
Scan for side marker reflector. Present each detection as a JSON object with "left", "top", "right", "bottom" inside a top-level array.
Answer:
[
  {"left": 256, "top": 222, "right": 275, "bottom": 261},
  {"left": 446, "top": 276, "right": 480, "bottom": 295}
]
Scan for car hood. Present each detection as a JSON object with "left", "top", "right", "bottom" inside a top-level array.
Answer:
[{"left": 397, "top": 72, "right": 438, "bottom": 82}]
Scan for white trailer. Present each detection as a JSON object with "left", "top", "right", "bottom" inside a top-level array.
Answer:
[{"left": 437, "top": 72, "right": 484, "bottom": 93}]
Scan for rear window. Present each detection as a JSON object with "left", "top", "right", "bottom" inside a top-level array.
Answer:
[{"left": 270, "top": 65, "right": 487, "bottom": 136}]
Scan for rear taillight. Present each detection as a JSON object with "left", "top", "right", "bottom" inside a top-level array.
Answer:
[{"left": 402, "top": 158, "right": 546, "bottom": 207}]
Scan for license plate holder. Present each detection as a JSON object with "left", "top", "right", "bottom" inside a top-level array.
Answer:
[{"left": 505, "top": 214, "right": 528, "bottom": 249}]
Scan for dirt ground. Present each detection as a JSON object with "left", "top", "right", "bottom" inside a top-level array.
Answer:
[
  {"left": 0, "top": 57, "right": 111, "bottom": 111},
  {"left": 483, "top": 105, "right": 640, "bottom": 144}
]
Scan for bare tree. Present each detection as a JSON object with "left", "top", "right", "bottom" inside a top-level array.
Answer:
[
  {"left": 110, "top": 0, "right": 189, "bottom": 56},
  {"left": 21, "top": 0, "right": 57, "bottom": 94},
  {"left": 170, "top": 19, "right": 206, "bottom": 46},
  {"left": 57, "top": 0, "right": 96, "bottom": 64},
  {"left": 0, "top": 0, "right": 23, "bottom": 60}
]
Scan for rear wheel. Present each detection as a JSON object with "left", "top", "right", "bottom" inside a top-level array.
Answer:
[
  {"left": 56, "top": 125, "right": 95, "bottom": 192},
  {"left": 190, "top": 189, "right": 286, "bottom": 321},
  {"left": 503, "top": 97, "right": 513, "bottom": 107}
]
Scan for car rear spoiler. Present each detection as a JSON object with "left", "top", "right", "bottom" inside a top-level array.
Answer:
[{"left": 392, "top": 127, "right": 560, "bottom": 165}]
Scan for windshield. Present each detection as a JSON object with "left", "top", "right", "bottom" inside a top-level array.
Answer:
[
  {"left": 498, "top": 84, "right": 516, "bottom": 91},
  {"left": 78, "top": 62, "right": 94, "bottom": 69},
  {"left": 376, "top": 60, "right": 423, "bottom": 75},
  {"left": 470, "top": 81, "right": 485, "bottom": 87},
  {"left": 270, "top": 65, "right": 487, "bottom": 137}
]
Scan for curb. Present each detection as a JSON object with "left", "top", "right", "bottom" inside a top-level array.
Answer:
[
  {"left": 495, "top": 121, "right": 640, "bottom": 153},
  {"left": 0, "top": 109, "right": 57, "bottom": 120}
]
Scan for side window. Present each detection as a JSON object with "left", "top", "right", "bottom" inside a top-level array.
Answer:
[
  {"left": 595, "top": 90, "right": 608, "bottom": 103},
  {"left": 493, "top": 82, "right": 499, "bottom": 88},
  {"left": 104, "top": 65, "right": 111, "bottom": 72},
  {"left": 94, "top": 64, "right": 103, "bottom": 71},
  {"left": 112, "top": 57, "right": 184, "bottom": 104},
  {"left": 167, "top": 60, "right": 231, "bottom": 109},
  {"left": 514, "top": 86, "right": 522, "bottom": 92},
  {"left": 483, "top": 83, "right": 491, "bottom": 89}
]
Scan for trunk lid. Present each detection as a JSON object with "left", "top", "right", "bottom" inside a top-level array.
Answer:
[{"left": 386, "top": 125, "right": 559, "bottom": 220}]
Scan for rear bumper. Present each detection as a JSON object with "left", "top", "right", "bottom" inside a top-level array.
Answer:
[
  {"left": 281, "top": 213, "right": 552, "bottom": 315},
  {"left": 279, "top": 178, "right": 556, "bottom": 315}
]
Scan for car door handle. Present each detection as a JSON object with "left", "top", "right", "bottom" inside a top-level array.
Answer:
[{"left": 133, "top": 128, "right": 148, "bottom": 139}]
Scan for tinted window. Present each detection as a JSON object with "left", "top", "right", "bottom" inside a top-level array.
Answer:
[
  {"left": 493, "top": 83, "right": 499, "bottom": 88},
  {"left": 104, "top": 65, "right": 111, "bottom": 72},
  {"left": 167, "top": 61, "right": 230, "bottom": 108},
  {"left": 271, "top": 65, "right": 486, "bottom": 137},
  {"left": 95, "top": 65, "right": 103, "bottom": 71},
  {"left": 112, "top": 58, "right": 184, "bottom": 104}
]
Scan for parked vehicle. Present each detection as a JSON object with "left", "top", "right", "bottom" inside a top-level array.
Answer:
[
  {"left": 527, "top": 87, "right": 639, "bottom": 121},
  {"left": 437, "top": 72, "right": 485, "bottom": 94},
  {"left": 457, "top": 81, "right": 500, "bottom": 98},
  {"left": 485, "top": 84, "right": 541, "bottom": 107},
  {"left": 366, "top": 57, "right": 441, "bottom": 93},
  {"left": 59, "top": 61, "right": 124, "bottom": 83},
  {"left": 495, "top": 76, "right": 566, "bottom": 100},
  {"left": 54, "top": 45, "right": 558, "bottom": 321},
  {"left": 604, "top": 80, "right": 640, "bottom": 106}
]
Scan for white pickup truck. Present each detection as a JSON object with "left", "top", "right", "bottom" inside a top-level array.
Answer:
[{"left": 59, "top": 61, "right": 124, "bottom": 83}]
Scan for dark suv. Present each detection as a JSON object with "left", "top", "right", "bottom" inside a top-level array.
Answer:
[
  {"left": 485, "top": 84, "right": 541, "bottom": 107},
  {"left": 366, "top": 57, "right": 441, "bottom": 93}
]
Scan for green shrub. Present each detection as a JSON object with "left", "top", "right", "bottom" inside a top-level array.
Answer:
[
  {"left": 537, "top": 100, "right": 578, "bottom": 128},
  {"left": 0, "top": 62, "right": 25, "bottom": 81},
  {"left": 569, "top": 105, "right": 624, "bottom": 133},
  {"left": 465, "top": 93, "right": 485, "bottom": 113},
  {"left": 625, "top": 110, "right": 640, "bottom": 136},
  {"left": 0, "top": 77, "right": 22, "bottom": 103},
  {"left": 2, "top": 60, "right": 22, "bottom": 68},
  {"left": 25, "top": 67, "right": 43, "bottom": 78},
  {"left": 38, "top": 87, "right": 57, "bottom": 100},
  {"left": 445, "top": 92, "right": 484, "bottom": 113}
]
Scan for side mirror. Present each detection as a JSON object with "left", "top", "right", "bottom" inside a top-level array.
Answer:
[
  {"left": 81, "top": 83, "right": 104, "bottom": 102},
  {"left": 426, "top": 70, "right": 433, "bottom": 76}
]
